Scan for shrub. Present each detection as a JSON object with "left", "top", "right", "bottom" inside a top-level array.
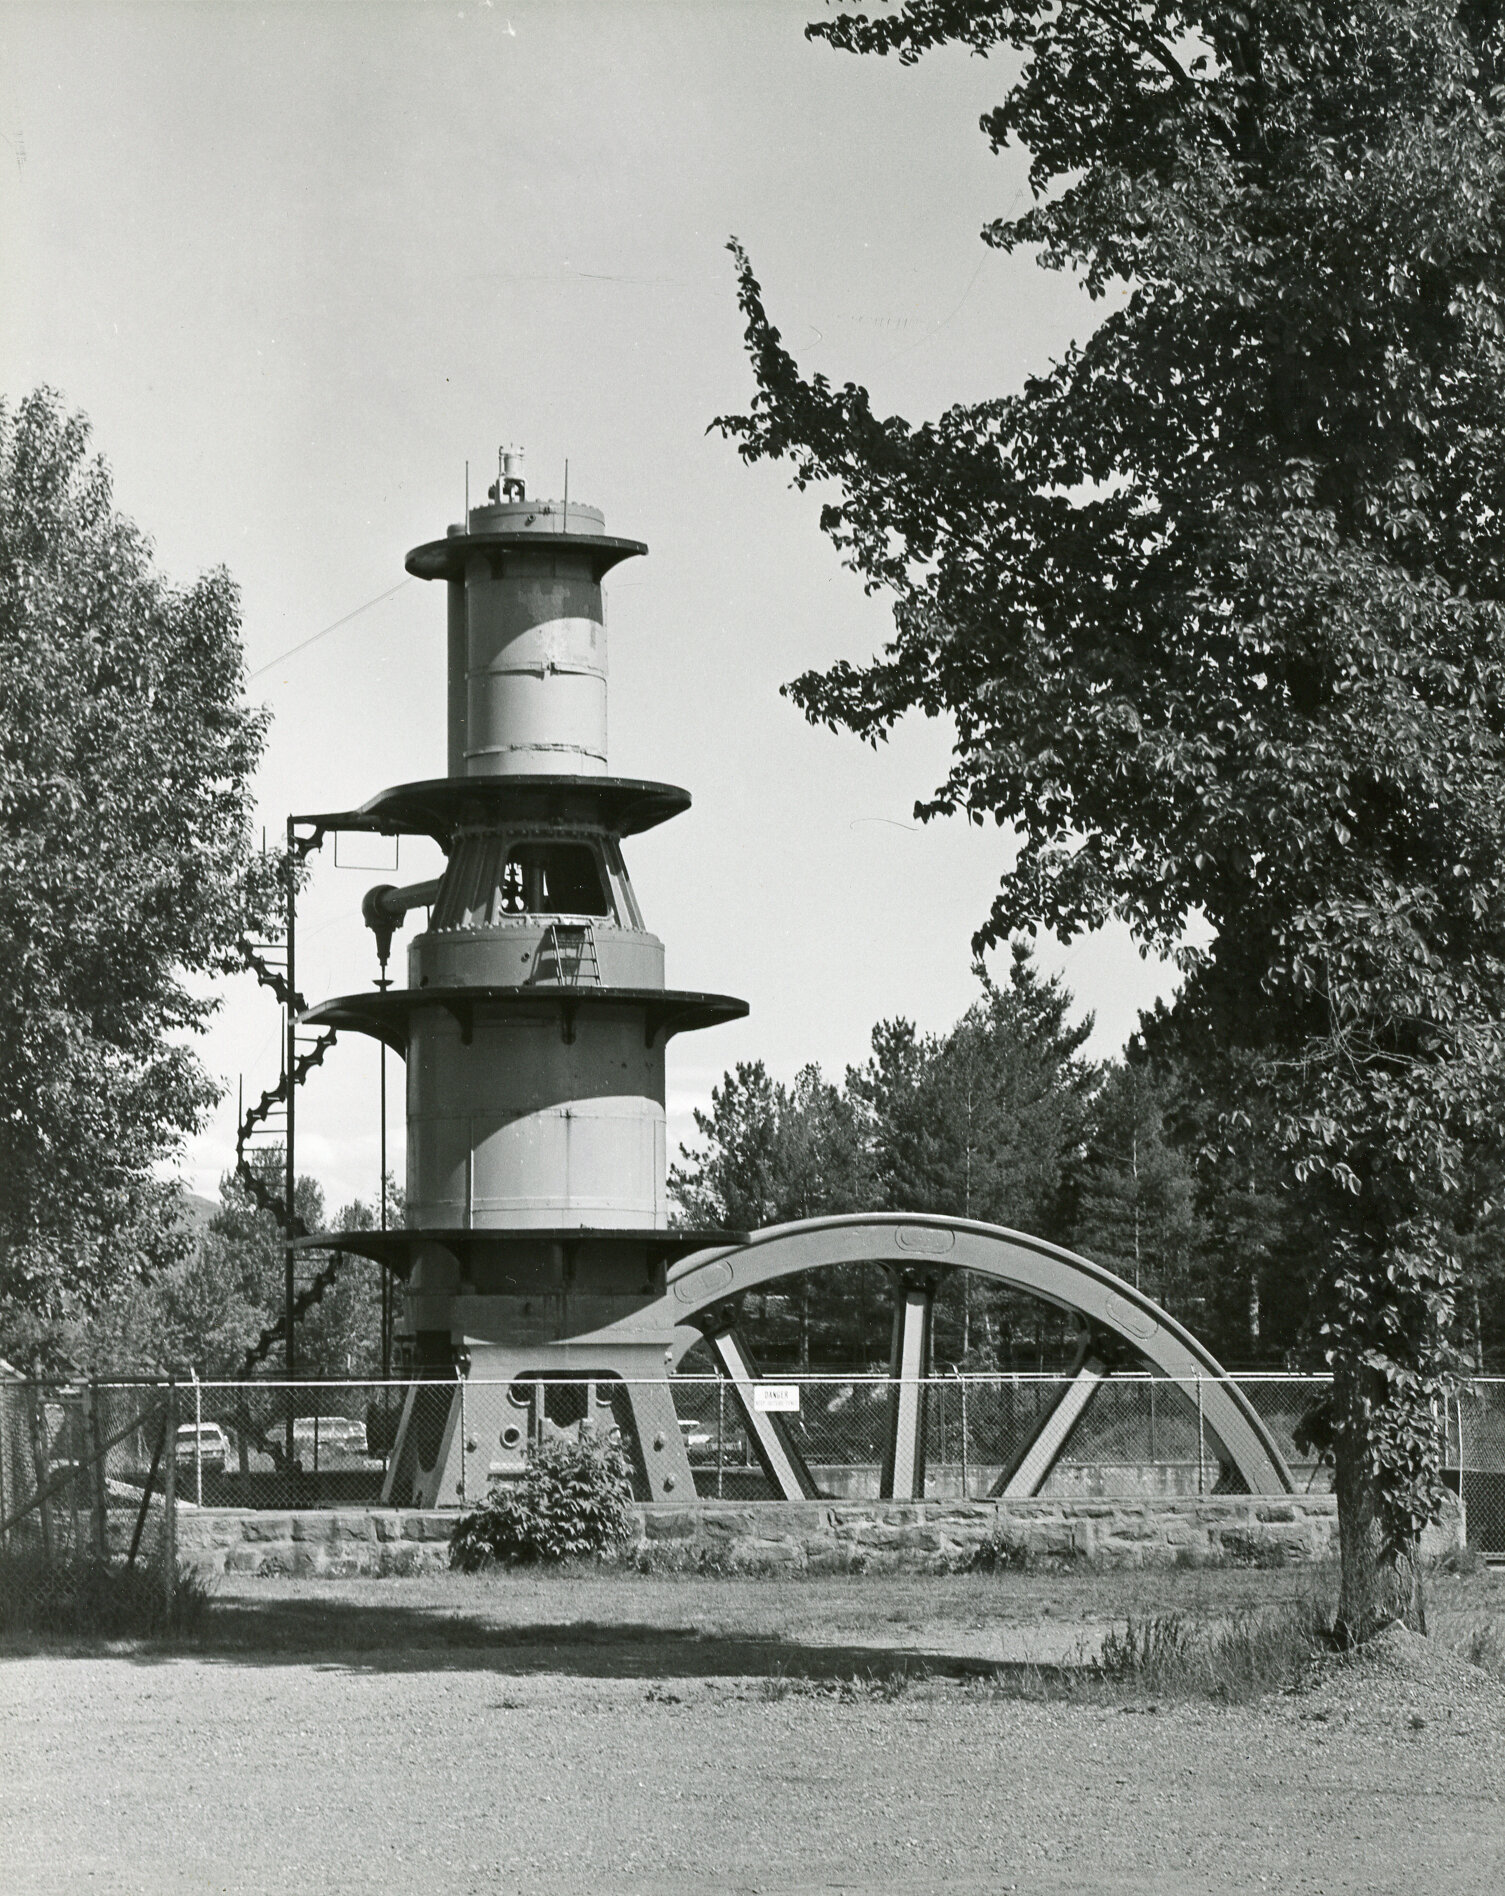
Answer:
[
  {"left": 0, "top": 1551, "right": 211, "bottom": 1640},
  {"left": 967, "top": 1525, "right": 1039, "bottom": 1572},
  {"left": 449, "top": 1433, "right": 637, "bottom": 1570}
]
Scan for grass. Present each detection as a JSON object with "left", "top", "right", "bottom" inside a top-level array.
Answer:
[
  {"left": 0, "top": 1549, "right": 212, "bottom": 1641},
  {"left": 1096, "top": 1602, "right": 1330, "bottom": 1702},
  {"left": 9, "top": 1548, "right": 1500, "bottom": 1707}
]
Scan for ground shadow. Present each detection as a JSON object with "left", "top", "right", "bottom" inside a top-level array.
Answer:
[{"left": 0, "top": 1592, "right": 1086, "bottom": 1683}]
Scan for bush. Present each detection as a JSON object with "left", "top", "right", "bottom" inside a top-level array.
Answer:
[
  {"left": 449, "top": 1434, "right": 638, "bottom": 1570},
  {"left": 0, "top": 1551, "right": 211, "bottom": 1639},
  {"left": 968, "top": 1525, "right": 1038, "bottom": 1573}
]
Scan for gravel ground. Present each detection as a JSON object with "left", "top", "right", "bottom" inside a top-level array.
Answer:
[{"left": 1, "top": 1571, "right": 1501, "bottom": 1895}]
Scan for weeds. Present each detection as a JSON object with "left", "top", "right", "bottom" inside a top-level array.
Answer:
[
  {"left": 1447, "top": 1620, "right": 1505, "bottom": 1681},
  {"left": 759, "top": 1663, "right": 928, "bottom": 1703},
  {"left": 1096, "top": 1603, "right": 1330, "bottom": 1702},
  {"left": 0, "top": 1550, "right": 211, "bottom": 1640}
]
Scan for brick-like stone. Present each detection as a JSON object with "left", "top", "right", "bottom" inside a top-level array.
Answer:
[{"left": 643, "top": 1510, "right": 696, "bottom": 1541}]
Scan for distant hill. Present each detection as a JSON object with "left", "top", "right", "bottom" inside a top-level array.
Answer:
[{"left": 178, "top": 1192, "right": 221, "bottom": 1233}]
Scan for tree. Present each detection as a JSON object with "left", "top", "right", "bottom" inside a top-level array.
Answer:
[
  {"left": 671, "top": 1060, "right": 869, "bottom": 1230},
  {"left": 718, "top": 3, "right": 1505, "bottom": 1636},
  {"left": 852, "top": 945, "right": 1095, "bottom": 1361},
  {"left": 0, "top": 389, "right": 277, "bottom": 1328},
  {"left": 671, "top": 1060, "right": 871, "bottom": 1367},
  {"left": 1072, "top": 1061, "right": 1200, "bottom": 1307}
]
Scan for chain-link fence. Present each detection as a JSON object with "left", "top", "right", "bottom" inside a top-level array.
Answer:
[
  {"left": 0, "top": 1376, "right": 185, "bottom": 1631},
  {"left": 4, "top": 1373, "right": 1503, "bottom": 1550},
  {"left": 671, "top": 1372, "right": 1339, "bottom": 1502},
  {"left": 1451, "top": 1377, "right": 1505, "bottom": 1555}
]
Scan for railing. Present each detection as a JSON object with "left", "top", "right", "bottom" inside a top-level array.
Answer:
[{"left": 2, "top": 1373, "right": 1501, "bottom": 1549}]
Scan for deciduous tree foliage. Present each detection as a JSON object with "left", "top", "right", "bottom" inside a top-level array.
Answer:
[
  {"left": 0, "top": 390, "right": 277, "bottom": 1324},
  {"left": 717, "top": 1, "right": 1505, "bottom": 1636}
]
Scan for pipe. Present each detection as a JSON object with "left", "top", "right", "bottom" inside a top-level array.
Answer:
[{"left": 362, "top": 878, "right": 442, "bottom": 968}]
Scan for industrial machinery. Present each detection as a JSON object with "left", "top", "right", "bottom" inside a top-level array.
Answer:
[{"left": 279, "top": 452, "right": 1296, "bottom": 1506}]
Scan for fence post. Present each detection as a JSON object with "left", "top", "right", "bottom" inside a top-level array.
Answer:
[
  {"left": 1196, "top": 1376, "right": 1206, "bottom": 1497},
  {"left": 457, "top": 1367, "right": 467, "bottom": 1506},
  {"left": 192, "top": 1370, "right": 203, "bottom": 1508},
  {"left": 163, "top": 1375, "right": 177, "bottom": 1618},
  {"left": 27, "top": 1381, "right": 53, "bottom": 1561},
  {"left": 716, "top": 1377, "right": 725, "bottom": 1501},
  {"left": 957, "top": 1369, "right": 969, "bottom": 1501},
  {"left": 87, "top": 1379, "right": 108, "bottom": 1561},
  {"left": 0, "top": 1381, "right": 9, "bottom": 1551},
  {"left": 1457, "top": 1385, "right": 1468, "bottom": 1549}
]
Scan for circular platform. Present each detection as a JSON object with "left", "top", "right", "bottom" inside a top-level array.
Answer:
[
  {"left": 301, "top": 983, "right": 749, "bottom": 1053},
  {"left": 293, "top": 775, "right": 692, "bottom": 848}
]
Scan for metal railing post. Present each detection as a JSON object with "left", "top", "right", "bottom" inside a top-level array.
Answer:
[
  {"left": 716, "top": 1377, "right": 725, "bottom": 1500},
  {"left": 1196, "top": 1376, "right": 1206, "bottom": 1497},
  {"left": 1458, "top": 1385, "right": 1468, "bottom": 1548}
]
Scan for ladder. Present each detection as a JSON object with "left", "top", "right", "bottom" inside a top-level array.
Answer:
[{"left": 539, "top": 922, "right": 602, "bottom": 987}]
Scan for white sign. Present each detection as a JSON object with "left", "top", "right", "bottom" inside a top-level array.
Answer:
[{"left": 752, "top": 1384, "right": 800, "bottom": 1413}]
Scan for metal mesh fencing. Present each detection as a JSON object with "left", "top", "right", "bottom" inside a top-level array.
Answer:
[
  {"left": 1450, "top": 1379, "right": 1505, "bottom": 1555},
  {"left": 0, "top": 1374, "right": 1500, "bottom": 1525},
  {"left": 672, "top": 1373, "right": 1338, "bottom": 1501},
  {"left": 0, "top": 1379, "right": 183, "bottom": 1630}
]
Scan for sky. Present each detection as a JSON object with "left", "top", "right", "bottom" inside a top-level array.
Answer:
[{"left": 0, "top": 0, "right": 1176, "bottom": 1212}]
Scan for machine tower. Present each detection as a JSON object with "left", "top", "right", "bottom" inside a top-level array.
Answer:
[
  {"left": 299, "top": 454, "right": 747, "bottom": 1503},
  {"left": 284, "top": 451, "right": 1296, "bottom": 1510}
]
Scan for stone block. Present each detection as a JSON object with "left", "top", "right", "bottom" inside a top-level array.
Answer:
[
  {"left": 399, "top": 1512, "right": 454, "bottom": 1541},
  {"left": 240, "top": 1516, "right": 294, "bottom": 1543},
  {"left": 327, "top": 1512, "right": 375, "bottom": 1542},
  {"left": 691, "top": 1510, "right": 756, "bottom": 1540},
  {"left": 643, "top": 1510, "right": 697, "bottom": 1541}
]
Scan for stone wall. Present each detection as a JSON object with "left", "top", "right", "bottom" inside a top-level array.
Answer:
[{"left": 168, "top": 1492, "right": 1409, "bottom": 1578}]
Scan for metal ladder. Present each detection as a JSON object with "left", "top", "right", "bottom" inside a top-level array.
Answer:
[{"left": 540, "top": 921, "right": 602, "bottom": 987}]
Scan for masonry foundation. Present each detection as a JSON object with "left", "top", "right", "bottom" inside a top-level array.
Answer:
[{"left": 156, "top": 1493, "right": 1454, "bottom": 1579}]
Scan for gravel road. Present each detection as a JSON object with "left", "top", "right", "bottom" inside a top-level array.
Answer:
[{"left": 2, "top": 1621, "right": 1501, "bottom": 1894}]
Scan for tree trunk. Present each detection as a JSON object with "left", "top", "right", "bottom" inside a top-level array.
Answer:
[{"left": 1333, "top": 1364, "right": 1426, "bottom": 1643}]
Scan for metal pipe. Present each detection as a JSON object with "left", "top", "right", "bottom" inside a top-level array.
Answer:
[
  {"left": 285, "top": 818, "right": 296, "bottom": 1404},
  {"left": 362, "top": 878, "right": 442, "bottom": 968}
]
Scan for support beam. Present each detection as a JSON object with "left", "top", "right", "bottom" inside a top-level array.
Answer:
[
  {"left": 996, "top": 1355, "right": 1107, "bottom": 1498},
  {"left": 707, "top": 1328, "right": 820, "bottom": 1500},
  {"left": 881, "top": 1278, "right": 935, "bottom": 1501},
  {"left": 619, "top": 1376, "right": 695, "bottom": 1502}
]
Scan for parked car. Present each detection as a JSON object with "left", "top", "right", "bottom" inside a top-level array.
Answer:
[
  {"left": 174, "top": 1422, "right": 230, "bottom": 1473},
  {"left": 678, "top": 1417, "right": 749, "bottom": 1465},
  {"left": 291, "top": 1416, "right": 369, "bottom": 1456}
]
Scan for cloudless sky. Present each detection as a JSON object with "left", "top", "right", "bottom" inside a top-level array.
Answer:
[{"left": 0, "top": 0, "right": 1173, "bottom": 1211}]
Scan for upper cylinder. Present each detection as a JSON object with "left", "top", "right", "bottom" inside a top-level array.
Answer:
[{"left": 446, "top": 498, "right": 610, "bottom": 778}]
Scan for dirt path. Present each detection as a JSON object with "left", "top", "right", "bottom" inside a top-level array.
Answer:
[{"left": 1, "top": 1574, "right": 1501, "bottom": 1894}]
